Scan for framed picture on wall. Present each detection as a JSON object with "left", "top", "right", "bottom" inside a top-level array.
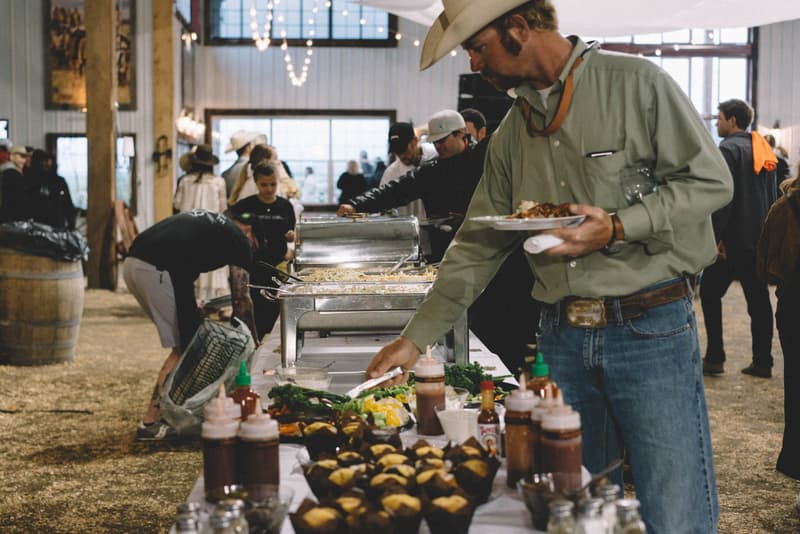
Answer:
[{"left": 44, "top": 0, "right": 136, "bottom": 110}]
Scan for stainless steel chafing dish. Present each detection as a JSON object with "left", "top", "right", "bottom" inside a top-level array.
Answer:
[
  {"left": 272, "top": 215, "right": 469, "bottom": 367},
  {"left": 293, "top": 214, "right": 421, "bottom": 269}
]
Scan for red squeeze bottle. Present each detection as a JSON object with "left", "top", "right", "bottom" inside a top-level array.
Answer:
[{"left": 231, "top": 361, "right": 261, "bottom": 420}]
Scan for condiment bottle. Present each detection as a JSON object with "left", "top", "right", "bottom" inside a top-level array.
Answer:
[
  {"left": 577, "top": 498, "right": 608, "bottom": 534},
  {"left": 237, "top": 397, "right": 280, "bottom": 493},
  {"left": 414, "top": 346, "right": 445, "bottom": 435},
  {"left": 547, "top": 498, "right": 577, "bottom": 534},
  {"left": 529, "top": 383, "right": 554, "bottom": 476},
  {"left": 209, "top": 509, "right": 236, "bottom": 534},
  {"left": 614, "top": 499, "right": 646, "bottom": 534},
  {"left": 231, "top": 361, "right": 261, "bottom": 420},
  {"left": 205, "top": 383, "right": 242, "bottom": 422},
  {"left": 477, "top": 379, "right": 500, "bottom": 456},
  {"left": 541, "top": 391, "right": 582, "bottom": 493},
  {"left": 504, "top": 373, "right": 538, "bottom": 487},
  {"left": 216, "top": 499, "right": 249, "bottom": 534},
  {"left": 527, "top": 352, "right": 559, "bottom": 400},
  {"left": 174, "top": 512, "right": 200, "bottom": 534},
  {"left": 595, "top": 483, "right": 621, "bottom": 534},
  {"left": 201, "top": 397, "right": 240, "bottom": 495}
]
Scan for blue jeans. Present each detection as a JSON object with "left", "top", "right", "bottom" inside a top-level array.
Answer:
[{"left": 538, "top": 278, "right": 718, "bottom": 534}]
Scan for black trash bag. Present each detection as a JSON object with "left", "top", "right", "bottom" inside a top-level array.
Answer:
[{"left": 0, "top": 220, "right": 89, "bottom": 262}]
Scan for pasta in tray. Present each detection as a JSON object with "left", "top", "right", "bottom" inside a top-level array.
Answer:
[
  {"left": 296, "top": 267, "right": 437, "bottom": 283},
  {"left": 283, "top": 282, "right": 431, "bottom": 296}
]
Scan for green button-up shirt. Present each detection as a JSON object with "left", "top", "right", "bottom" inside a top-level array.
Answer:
[{"left": 403, "top": 37, "right": 733, "bottom": 350}]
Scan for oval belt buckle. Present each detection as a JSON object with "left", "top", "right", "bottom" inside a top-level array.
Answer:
[{"left": 565, "top": 298, "right": 607, "bottom": 328}]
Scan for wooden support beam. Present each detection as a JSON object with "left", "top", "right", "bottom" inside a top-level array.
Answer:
[
  {"left": 85, "top": 0, "right": 117, "bottom": 289},
  {"left": 152, "top": 0, "right": 176, "bottom": 222}
]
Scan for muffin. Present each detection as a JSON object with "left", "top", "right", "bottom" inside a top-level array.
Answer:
[
  {"left": 375, "top": 452, "right": 410, "bottom": 470},
  {"left": 423, "top": 491, "right": 476, "bottom": 534},
  {"left": 380, "top": 493, "right": 422, "bottom": 533},
  {"left": 337, "top": 450, "right": 366, "bottom": 467},
  {"left": 303, "top": 422, "right": 341, "bottom": 461},
  {"left": 415, "top": 458, "right": 446, "bottom": 472},
  {"left": 444, "top": 438, "right": 486, "bottom": 465},
  {"left": 346, "top": 508, "right": 395, "bottom": 534},
  {"left": 415, "top": 468, "right": 457, "bottom": 500},
  {"left": 368, "top": 472, "right": 411, "bottom": 500},
  {"left": 383, "top": 463, "right": 416, "bottom": 479},
  {"left": 364, "top": 443, "right": 398, "bottom": 461},
  {"left": 290, "top": 498, "right": 346, "bottom": 534},
  {"left": 306, "top": 466, "right": 360, "bottom": 501},
  {"left": 408, "top": 440, "right": 446, "bottom": 462},
  {"left": 453, "top": 456, "right": 500, "bottom": 503},
  {"left": 331, "top": 489, "right": 370, "bottom": 517}
]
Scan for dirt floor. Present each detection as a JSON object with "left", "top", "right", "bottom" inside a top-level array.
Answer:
[{"left": 0, "top": 284, "right": 798, "bottom": 533}]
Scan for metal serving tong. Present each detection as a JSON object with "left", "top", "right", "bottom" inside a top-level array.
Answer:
[
  {"left": 344, "top": 366, "right": 404, "bottom": 398},
  {"left": 257, "top": 261, "right": 304, "bottom": 283}
]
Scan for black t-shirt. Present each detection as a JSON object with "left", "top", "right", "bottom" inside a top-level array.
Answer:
[
  {"left": 231, "top": 195, "right": 296, "bottom": 267},
  {"left": 128, "top": 210, "right": 253, "bottom": 347},
  {"left": 130, "top": 209, "right": 252, "bottom": 274}
]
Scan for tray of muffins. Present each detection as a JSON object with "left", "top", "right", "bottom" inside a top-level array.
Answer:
[{"left": 291, "top": 412, "right": 500, "bottom": 534}]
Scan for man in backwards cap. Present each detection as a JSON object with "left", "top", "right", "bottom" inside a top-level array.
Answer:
[{"left": 366, "top": 1, "right": 733, "bottom": 531}]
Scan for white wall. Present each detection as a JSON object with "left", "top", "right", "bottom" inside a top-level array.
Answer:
[
  {"left": 757, "top": 19, "right": 800, "bottom": 174},
  {"left": 194, "top": 17, "right": 466, "bottom": 129}
]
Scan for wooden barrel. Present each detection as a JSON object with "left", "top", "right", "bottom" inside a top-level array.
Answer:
[{"left": 0, "top": 247, "right": 84, "bottom": 365}]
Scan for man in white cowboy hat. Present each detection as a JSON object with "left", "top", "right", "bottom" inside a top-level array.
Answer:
[
  {"left": 222, "top": 130, "right": 264, "bottom": 195},
  {"left": 365, "top": 1, "right": 734, "bottom": 532}
]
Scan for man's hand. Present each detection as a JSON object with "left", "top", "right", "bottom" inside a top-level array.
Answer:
[
  {"left": 544, "top": 204, "right": 616, "bottom": 257},
  {"left": 365, "top": 337, "right": 421, "bottom": 386},
  {"left": 285, "top": 230, "right": 295, "bottom": 242},
  {"left": 337, "top": 204, "right": 356, "bottom": 217}
]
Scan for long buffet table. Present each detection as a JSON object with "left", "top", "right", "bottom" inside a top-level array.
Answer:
[{"left": 176, "top": 329, "right": 544, "bottom": 533}]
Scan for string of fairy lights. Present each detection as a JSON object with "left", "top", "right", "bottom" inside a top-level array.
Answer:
[{"left": 247, "top": 1, "right": 463, "bottom": 87}]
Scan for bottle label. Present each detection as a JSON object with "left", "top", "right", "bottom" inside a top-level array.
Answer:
[{"left": 478, "top": 423, "right": 499, "bottom": 456}]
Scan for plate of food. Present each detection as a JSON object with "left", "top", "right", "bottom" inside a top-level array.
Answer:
[{"left": 472, "top": 200, "right": 585, "bottom": 231}]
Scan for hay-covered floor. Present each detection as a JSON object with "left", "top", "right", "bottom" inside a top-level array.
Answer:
[{"left": 0, "top": 284, "right": 798, "bottom": 533}]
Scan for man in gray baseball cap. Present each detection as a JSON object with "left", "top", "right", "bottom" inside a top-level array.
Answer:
[{"left": 367, "top": 2, "right": 734, "bottom": 531}]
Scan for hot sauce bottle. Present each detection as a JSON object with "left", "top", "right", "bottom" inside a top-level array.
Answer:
[
  {"left": 527, "top": 352, "right": 559, "bottom": 400},
  {"left": 231, "top": 361, "right": 261, "bottom": 420},
  {"left": 477, "top": 379, "right": 500, "bottom": 456}
]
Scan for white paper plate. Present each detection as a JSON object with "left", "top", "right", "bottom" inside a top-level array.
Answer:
[{"left": 471, "top": 214, "right": 586, "bottom": 231}]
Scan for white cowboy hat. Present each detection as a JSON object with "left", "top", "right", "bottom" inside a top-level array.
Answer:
[
  {"left": 420, "top": 0, "right": 530, "bottom": 71},
  {"left": 224, "top": 130, "right": 263, "bottom": 153}
]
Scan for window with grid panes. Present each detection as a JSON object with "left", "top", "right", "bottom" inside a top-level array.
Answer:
[
  {"left": 210, "top": 113, "right": 392, "bottom": 204},
  {"left": 582, "top": 27, "right": 752, "bottom": 139},
  {"left": 207, "top": 0, "right": 395, "bottom": 46}
]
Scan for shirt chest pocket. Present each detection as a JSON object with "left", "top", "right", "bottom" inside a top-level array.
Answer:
[{"left": 581, "top": 134, "right": 627, "bottom": 209}]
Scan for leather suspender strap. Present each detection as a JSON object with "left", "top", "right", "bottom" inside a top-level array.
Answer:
[{"left": 516, "top": 55, "right": 583, "bottom": 137}]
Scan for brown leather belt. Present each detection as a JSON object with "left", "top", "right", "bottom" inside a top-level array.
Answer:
[{"left": 560, "top": 278, "right": 692, "bottom": 328}]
